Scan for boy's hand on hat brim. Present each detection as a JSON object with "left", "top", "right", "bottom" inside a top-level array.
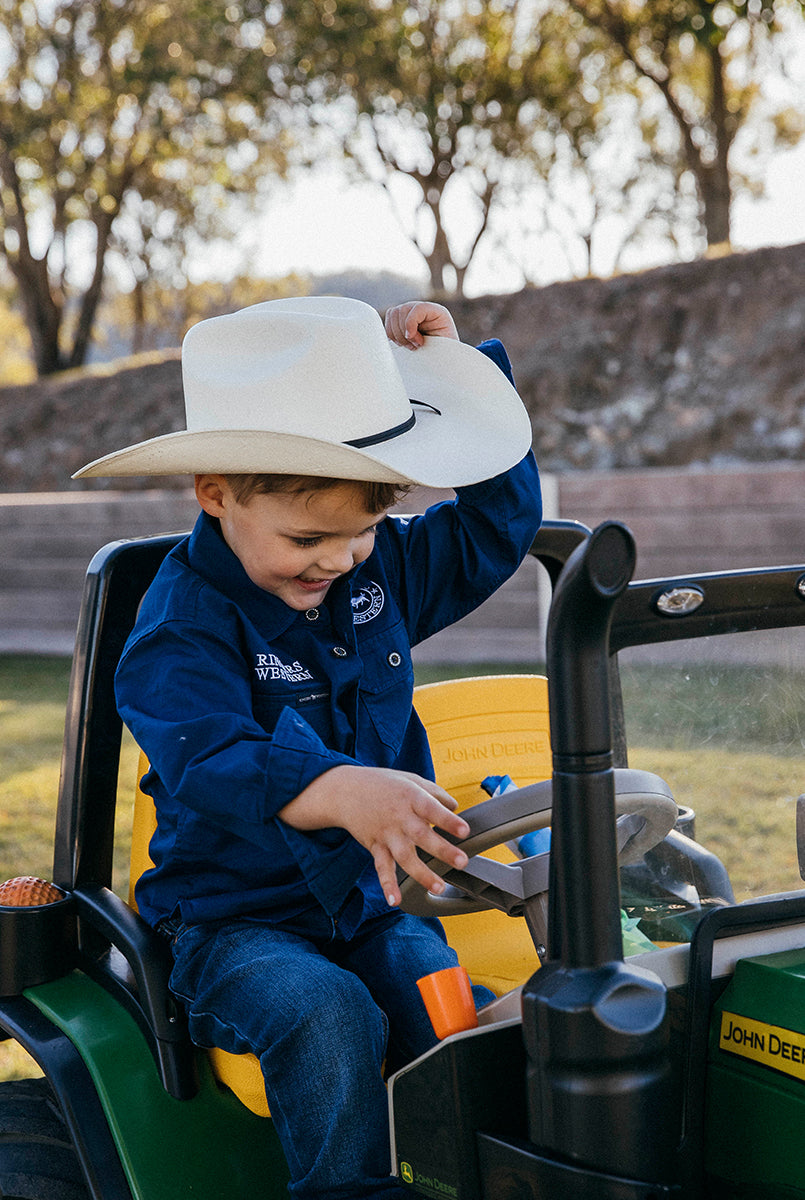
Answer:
[
  {"left": 278, "top": 765, "right": 469, "bottom": 908},
  {"left": 384, "top": 301, "right": 459, "bottom": 349}
]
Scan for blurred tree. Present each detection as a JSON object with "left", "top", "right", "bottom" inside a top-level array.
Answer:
[
  {"left": 564, "top": 0, "right": 805, "bottom": 249},
  {"left": 274, "top": 0, "right": 622, "bottom": 296},
  {"left": 0, "top": 0, "right": 289, "bottom": 375},
  {"left": 101, "top": 272, "right": 310, "bottom": 356},
  {"left": 486, "top": 84, "right": 704, "bottom": 284}
]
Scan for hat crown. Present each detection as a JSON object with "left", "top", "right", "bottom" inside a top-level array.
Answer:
[
  {"left": 181, "top": 297, "right": 411, "bottom": 445},
  {"left": 73, "top": 293, "right": 533, "bottom": 488}
]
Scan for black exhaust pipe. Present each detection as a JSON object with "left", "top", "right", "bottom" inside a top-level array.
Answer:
[{"left": 521, "top": 521, "right": 676, "bottom": 1183}]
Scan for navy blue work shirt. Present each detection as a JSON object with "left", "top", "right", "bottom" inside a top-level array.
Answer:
[{"left": 115, "top": 339, "right": 542, "bottom": 934}]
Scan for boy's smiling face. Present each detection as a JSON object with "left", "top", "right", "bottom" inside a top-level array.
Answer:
[{"left": 195, "top": 475, "right": 388, "bottom": 610}]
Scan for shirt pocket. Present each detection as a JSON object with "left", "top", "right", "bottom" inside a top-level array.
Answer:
[
  {"left": 252, "top": 681, "right": 332, "bottom": 740},
  {"left": 357, "top": 622, "right": 414, "bottom": 755}
]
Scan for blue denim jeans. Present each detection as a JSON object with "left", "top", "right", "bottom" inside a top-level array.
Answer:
[{"left": 168, "top": 908, "right": 493, "bottom": 1200}]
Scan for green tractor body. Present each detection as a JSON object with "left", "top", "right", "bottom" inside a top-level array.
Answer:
[
  {"left": 2, "top": 517, "right": 805, "bottom": 1199},
  {"left": 706, "top": 947, "right": 805, "bottom": 1199},
  {"left": 26, "top": 971, "right": 288, "bottom": 1199}
]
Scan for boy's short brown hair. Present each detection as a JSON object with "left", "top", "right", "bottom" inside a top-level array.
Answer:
[{"left": 223, "top": 473, "right": 410, "bottom": 514}]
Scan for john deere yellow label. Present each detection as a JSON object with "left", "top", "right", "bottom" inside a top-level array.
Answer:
[
  {"left": 397, "top": 1160, "right": 458, "bottom": 1198},
  {"left": 720, "top": 1010, "right": 805, "bottom": 1082}
]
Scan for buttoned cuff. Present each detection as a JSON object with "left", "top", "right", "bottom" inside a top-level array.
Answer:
[{"left": 278, "top": 823, "right": 371, "bottom": 915}]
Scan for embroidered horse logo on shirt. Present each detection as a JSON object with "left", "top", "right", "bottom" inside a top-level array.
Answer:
[{"left": 351, "top": 582, "right": 385, "bottom": 624}]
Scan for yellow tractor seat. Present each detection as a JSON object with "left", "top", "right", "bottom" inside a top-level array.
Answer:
[
  {"left": 410, "top": 673, "right": 551, "bottom": 994},
  {"left": 129, "top": 762, "right": 272, "bottom": 1118},
  {"left": 129, "top": 674, "right": 551, "bottom": 1118}
]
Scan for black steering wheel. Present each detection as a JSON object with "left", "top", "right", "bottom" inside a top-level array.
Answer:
[{"left": 398, "top": 768, "right": 678, "bottom": 921}]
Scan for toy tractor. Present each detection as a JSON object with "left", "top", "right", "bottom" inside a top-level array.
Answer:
[{"left": 1, "top": 515, "right": 805, "bottom": 1199}]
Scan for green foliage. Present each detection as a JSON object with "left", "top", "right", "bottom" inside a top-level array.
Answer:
[
  {"left": 564, "top": 0, "right": 805, "bottom": 246},
  {"left": 276, "top": 0, "right": 619, "bottom": 293},
  {"left": 0, "top": 0, "right": 289, "bottom": 375},
  {"left": 268, "top": 0, "right": 805, "bottom": 286},
  {"left": 2, "top": 0, "right": 803, "bottom": 347}
]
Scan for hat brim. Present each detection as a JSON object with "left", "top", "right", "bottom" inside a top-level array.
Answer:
[{"left": 73, "top": 338, "right": 533, "bottom": 489}]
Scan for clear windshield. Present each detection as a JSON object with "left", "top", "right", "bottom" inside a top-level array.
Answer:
[{"left": 617, "top": 628, "right": 805, "bottom": 945}]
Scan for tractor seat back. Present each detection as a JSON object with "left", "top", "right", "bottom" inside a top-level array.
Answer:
[
  {"left": 129, "top": 673, "right": 552, "bottom": 1117},
  {"left": 409, "top": 673, "right": 551, "bottom": 990}
]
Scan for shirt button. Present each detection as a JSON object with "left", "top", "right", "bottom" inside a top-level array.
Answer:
[
  {"left": 305, "top": 608, "right": 319, "bottom": 621},
  {"left": 387, "top": 651, "right": 402, "bottom": 667},
  {"left": 332, "top": 646, "right": 348, "bottom": 657}
]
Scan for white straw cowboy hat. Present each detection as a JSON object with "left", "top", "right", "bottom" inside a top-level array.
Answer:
[{"left": 74, "top": 296, "right": 532, "bottom": 488}]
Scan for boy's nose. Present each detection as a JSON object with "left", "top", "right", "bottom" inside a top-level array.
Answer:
[{"left": 317, "top": 541, "right": 358, "bottom": 574}]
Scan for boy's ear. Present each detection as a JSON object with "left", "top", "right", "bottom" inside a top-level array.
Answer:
[{"left": 195, "top": 473, "right": 228, "bottom": 517}]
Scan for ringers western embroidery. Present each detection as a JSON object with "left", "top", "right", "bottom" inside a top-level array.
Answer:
[{"left": 254, "top": 654, "right": 314, "bottom": 682}]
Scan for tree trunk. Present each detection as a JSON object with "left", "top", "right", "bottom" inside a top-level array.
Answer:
[
  {"left": 67, "top": 202, "right": 120, "bottom": 370},
  {"left": 424, "top": 193, "right": 461, "bottom": 298},
  {"left": 14, "top": 260, "right": 66, "bottom": 377},
  {"left": 0, "top": 150, "right": 67, "bottom": 375},
  {"left": 698, "top": 165, "right": 732, "bottom": 248},
  {"left": 563, "top": 0, "right": 735, "bottom": 254},
  {"left": 698, "top": 40, "right": 733, "bottom": 249},
  {"left": 131, "top": 277, "right": 146, "bottom": 355}
]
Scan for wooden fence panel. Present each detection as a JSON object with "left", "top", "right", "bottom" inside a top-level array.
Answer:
[{"left": 1, "top": 465, "right": 802, "bottom": 658}]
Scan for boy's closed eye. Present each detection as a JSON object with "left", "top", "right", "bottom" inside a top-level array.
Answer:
[{"left": 288, "top": 522, "right": 381, "bottom": 549}]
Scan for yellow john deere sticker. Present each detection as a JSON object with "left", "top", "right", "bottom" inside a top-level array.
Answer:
[
  {"left": 397, "top": 1160, "right": 458, "bottom": 1198},
  {"left": 720, "top": 1010, "right": 805, "bottom": 1082}
]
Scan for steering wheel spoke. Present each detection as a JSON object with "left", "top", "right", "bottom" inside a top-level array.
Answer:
[{"left": 398, "top": 769, "right": 678, "bottom": 922}]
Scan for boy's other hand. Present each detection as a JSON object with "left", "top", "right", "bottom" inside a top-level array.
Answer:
[
  {"left": 278, "top": 765, "right": 470, "bottom": 907},
  {"left": 385, "top": 301, "right": 459, "bottom": 349}
]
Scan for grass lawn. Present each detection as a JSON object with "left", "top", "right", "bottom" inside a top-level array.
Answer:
[
  {"left": 8, "top": 654, "right": 798, "bottom": 897},
  {"left": 0, "top": 656, "right": 139, "bottom": 892},
  {"left": 0, "top": 652, "right": 803, "bottom": 1081},
  {"left": 619, "top": 659, "right": 805, "bottom": 900},
  {"left": 0, "top": 655, "right": 139, "bottom": 1079},
  {"left": 0, "top": 656, "right": 73, "bottom": 884}
]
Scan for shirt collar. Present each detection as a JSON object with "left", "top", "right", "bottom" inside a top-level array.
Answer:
[
  {"left": 186, "top": 511, "right": 298, "bottom": 638},
  {"left": 185, "top": 510, "right": 365, "bottom": 639}
]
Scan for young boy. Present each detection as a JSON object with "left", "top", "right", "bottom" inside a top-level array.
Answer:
[{"left": 75, "top": 296, "right": 541, "bottom": 1200}]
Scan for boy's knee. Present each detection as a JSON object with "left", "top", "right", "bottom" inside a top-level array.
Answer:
[{"left": 293, "top": 968, "right": 388, "bottom": 1062}]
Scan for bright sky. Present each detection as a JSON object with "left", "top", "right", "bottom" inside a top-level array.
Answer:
[{"left": 235, "top": 133, "right": 805, "bottom": 298}]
